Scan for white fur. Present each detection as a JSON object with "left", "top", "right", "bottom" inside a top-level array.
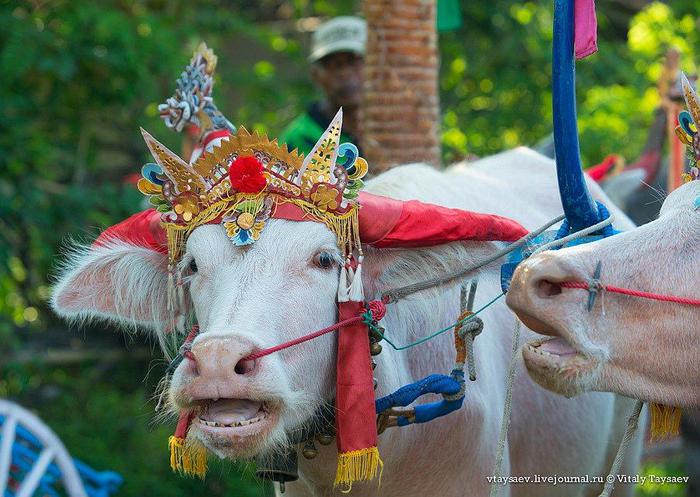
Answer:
[
  {"left": 52, "top": 148, "right": 642, "bottom": 496},
  {"left": 51, "top": 240, "right": 178, "bottom": 353}
]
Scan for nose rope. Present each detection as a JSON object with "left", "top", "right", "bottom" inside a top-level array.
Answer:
[
  {"left": 165, "top": 324, "right": 200, "bottom": 377},
  {"left": 561, "top": 281, "right": 700, "bottom": 307},
  {"left": 243, "top": 300, "right": 387, "bottom": 361}
]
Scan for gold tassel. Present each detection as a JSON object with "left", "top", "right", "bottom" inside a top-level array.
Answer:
[
  {"left": 334, "top": 447, "right": 383, "bottom": 491},
  {"left": 649, "top": 403, "right": 682, "bottom": 441},
  {"left": 168, "top": 436, "right": 208, "bottom": 478}
]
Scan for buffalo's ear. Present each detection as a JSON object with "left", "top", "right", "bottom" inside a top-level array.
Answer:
[{"left": 51, "top": 240, "right": 171, "bottom": 332}]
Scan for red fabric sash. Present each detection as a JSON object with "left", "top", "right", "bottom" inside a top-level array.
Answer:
[
  {"left": 335, "top": 300, "right": 377, "bottom": 453},
  {"left": 334, "top": 300, "right": 381, "bottom": 487}
]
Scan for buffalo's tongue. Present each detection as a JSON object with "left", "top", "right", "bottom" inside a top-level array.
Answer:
[
  {"left": 203, "top": 399, "right": 262, "bottom": 424},
  {"left": 538, "top": 337, "right": 578, "bottom": 357}
]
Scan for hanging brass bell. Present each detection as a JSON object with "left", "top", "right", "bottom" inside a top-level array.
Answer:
[
  {"left": 316, "top": 433, "right": 334, "bottom": 446},
  {"left": 370, "top": 326, "right": 385, "bottom": 342},
  {"left": 370, "top": 341, "right": 382, "bottom": 356},
  {"left": 255, "top": 447, "right": 298, "bottom": 491},
  {"left": 302, "top": 440, "right": 318, "bottom": 459}
]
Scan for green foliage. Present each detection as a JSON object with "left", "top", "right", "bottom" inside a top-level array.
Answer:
[
  {"left": 440, "top": 0, "right": 699, "bottom": 163},
  {"left": 637, "top": 459, "right": 688, "bottom": 497}
]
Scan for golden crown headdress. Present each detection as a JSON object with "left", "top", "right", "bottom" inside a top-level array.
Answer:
[{"left": 138, "top": 109, "right": 368, "bottom": 264}]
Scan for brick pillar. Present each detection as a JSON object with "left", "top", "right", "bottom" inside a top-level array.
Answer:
[{"left": 362, "top": 0, "right": 441, "bottom": 173}]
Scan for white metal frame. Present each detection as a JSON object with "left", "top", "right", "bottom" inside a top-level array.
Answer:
[{"left": 0, "top": 400, "right": 88, "bottom": 497}]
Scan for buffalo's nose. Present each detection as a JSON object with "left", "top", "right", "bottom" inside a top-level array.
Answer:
[
  {"left": 188, "top": 337, "right": 257, "bottom": 379},
  {"left": 506, "top": 252, "right": 579, "bottom": 335}
]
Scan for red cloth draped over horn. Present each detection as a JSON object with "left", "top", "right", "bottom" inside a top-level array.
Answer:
[
  {"left": 356, "top": 192, "right": 528, "bottom": 246},
  {"left": 585, "top": 154, "right": 622, "bottom": 183},
  {"left": 94, "top": 209, "right": 167, "bottom": 253}
]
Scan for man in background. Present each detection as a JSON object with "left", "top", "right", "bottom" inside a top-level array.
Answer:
[{"left": 280, "top": 16, "right": 366, "bottom": 154}]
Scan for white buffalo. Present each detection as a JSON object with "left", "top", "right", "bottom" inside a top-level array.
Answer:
[
  {"left": 507, "top": 179, "right": 700, "bottom": 407},
  {"left": 52, "top": 147, "right": 643, "bottom": 496}
]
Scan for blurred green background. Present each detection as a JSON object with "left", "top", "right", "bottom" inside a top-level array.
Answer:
[{"left": 1, "top": 0, "right": 698, "bottom": 495}]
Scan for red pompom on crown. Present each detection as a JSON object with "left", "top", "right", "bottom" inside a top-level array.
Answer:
[{"left": 229, "top": 155, "right": 267, "bottom": 193}]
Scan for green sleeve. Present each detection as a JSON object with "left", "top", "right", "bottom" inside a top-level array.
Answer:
[{"left": 278, "top": 113, "right": 324, "bottom": 156}]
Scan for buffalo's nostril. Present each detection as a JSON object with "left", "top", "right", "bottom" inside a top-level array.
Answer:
[
  {"left": 234, "top": 358, "right": 256, "bottom": 375},
  {"left": 536, "top": 279, "right": 563, "bottom": 299}
]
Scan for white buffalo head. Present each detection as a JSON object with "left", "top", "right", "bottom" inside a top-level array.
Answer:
[
  {"left": 52, "top": 216, "right": 357, "bottom": 459},
  {"left": 507, "top": 180, "right": 700, "bottom": 407}
]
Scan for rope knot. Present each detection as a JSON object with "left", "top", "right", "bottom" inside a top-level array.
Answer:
[
  {"left": 367, "top": 300, "right": 387, "bottom": 322},
  {"left": 588, "top": 278, "right": 603, "bottom": 293}
]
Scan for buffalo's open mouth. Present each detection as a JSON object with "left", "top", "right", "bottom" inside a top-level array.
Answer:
[
  {"left": 196, "top": 399, "right": 270, "bottom": 428},
  {"left": 190, "top": 398, "right": 280, "bottom": 451},
  {"left": 523, "top": 337, "right": 592, "bottom": 371},
  {"left": 522, "top": 336, "right": 600, "bottom": 396}
]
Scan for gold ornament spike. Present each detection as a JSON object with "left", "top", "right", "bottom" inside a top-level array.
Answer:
[
  {"left": 196, "top": 111, "right": 214, "bottom": 137},
  {"left": 681, "top": 73, "right": 700, "bottom": 128},
  {"left": 141, "top": 128, "right": 206, "bottom": 194},
  {"left": 194, "top": 42, "right": 217, "bottom": 74},
  {"left": 300, "top": 108, "right": 343, "bottom": 187}
]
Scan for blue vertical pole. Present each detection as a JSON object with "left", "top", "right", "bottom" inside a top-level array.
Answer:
[{"left": 552, "top": 0, "right": 600, "bottom": 231}]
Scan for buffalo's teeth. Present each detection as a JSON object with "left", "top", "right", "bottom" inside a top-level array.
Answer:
[{"left": 198, "top": 413, "right": 267, "bottom": 428}]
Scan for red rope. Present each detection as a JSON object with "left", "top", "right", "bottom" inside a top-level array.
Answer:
[
  {"left": 184, "top": 324, "right": 199, "bottom": 343},
  {"left": 182, "top": 324, "right": 200, "bottom": 362},
  {"left": 244, "top": 315, "right": 364, "bottom": 361},
  {"left": 243, "top": 300, "right": 388, "bottom": 361},
  {"left": 561, "top": 281, "right": 700, "bottom": 307}
]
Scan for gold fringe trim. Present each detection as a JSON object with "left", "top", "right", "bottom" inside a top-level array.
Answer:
[
  {"left": 168, "top": 436, "right": 208, "bottom": 478},
  {"left": 649, "top": 403, "right": 681, "bottom": 441},
  {"left": 334, "top": 447, "right": 383, "bottom": 491}
]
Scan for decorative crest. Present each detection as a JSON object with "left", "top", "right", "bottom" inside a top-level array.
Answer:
[
  {"left": 675, "top": 73, "right": 700, "bottom": 184},
  {"left": 158, "top": 42, "right": 234, "bottom": 136}
]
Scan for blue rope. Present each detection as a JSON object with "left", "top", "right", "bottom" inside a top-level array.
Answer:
[
  {"left": 375, "top": 371, "right": 466, "bottom": 425},
  {"left": 369, "top": 293, "right": 504, "bottom": 426},
  {"left": 554, "top": 201, "right": 615, "bottom": 241}
]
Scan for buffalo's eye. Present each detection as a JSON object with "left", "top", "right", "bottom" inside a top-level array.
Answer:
[
  {"left": 189, "top": 258, "right": 198, "bottom": 273},
  {"left": 314, "top": 251, "right": 336, "bottom": 270}
]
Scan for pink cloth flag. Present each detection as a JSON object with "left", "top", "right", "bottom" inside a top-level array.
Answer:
[{"left": 575, "top": 0, "right": 598, "bottom": 59}]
